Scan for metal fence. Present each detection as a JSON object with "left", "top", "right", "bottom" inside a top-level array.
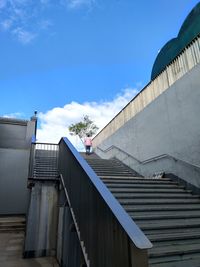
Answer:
[
  {"left": 58, "top": 137, "right": 152, "bottom": 267},
  {"left": 28, "top": 142, "right": 59, "bottom": 178}
]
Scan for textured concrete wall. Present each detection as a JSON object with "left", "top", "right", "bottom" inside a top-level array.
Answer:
[
  {"left": 95, "top": 63, "right": 200, "bottom": 185},
  {"left": 93, "top": 37, "right": 200, "bottom": 147},
  {"left": 0, "top": 148, "right": 30, "bottom": 214},
  {"left": 24, "top": 182, "right": 58, "bottom": 258}
]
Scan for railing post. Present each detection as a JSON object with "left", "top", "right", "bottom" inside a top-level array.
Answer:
[
  {"left": 28, "top": 142, "right": 36, "bottom": 178},
  {"left": 129, "top": 244, "right": 149, "bottom": 267}
]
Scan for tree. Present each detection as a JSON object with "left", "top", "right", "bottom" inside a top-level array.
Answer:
[{"left": 68, "top": 115, "right": 99, "bottom": 144}]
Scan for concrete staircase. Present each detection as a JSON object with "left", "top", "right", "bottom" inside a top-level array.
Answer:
[
  {"left": 85, "top": 156, "right": 200, "bottom": 267},
  {"left": 33, "top": 150, "right": 59, "bottom": 179},
  {"left": 0, "top": 216, "right": 25, "bottom": 233}
]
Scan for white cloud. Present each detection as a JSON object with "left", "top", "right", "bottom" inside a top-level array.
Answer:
[
  {"left": 0, "top": 0, "right": 51, "bottom": 44},
  {"left": 0, "top": 0, "right": 95, "bottom": 44},
  {"left": 37, "top": 87, "right": 139, "bottom": 151},
  {"left": 12, "top": 27, "right": 37, "bottom": 44},
  {"left": 39, "top": 19, "right": 53, "bottom": 30},
  {"left": 62, "top": 0, "right": 95, "bottom": 9},
  {"left": 3, "top": 112, "right": 24, "bottom": 118},
  {"left": 1, "top": 19, "right": 12, "bottom": 30}
]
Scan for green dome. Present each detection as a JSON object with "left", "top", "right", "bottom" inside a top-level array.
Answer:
[{"left": 151, "top": 2, "right": 200, "bottom": 80}]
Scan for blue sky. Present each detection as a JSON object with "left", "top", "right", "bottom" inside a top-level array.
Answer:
[{"left": 0, "top": 0, "right": 199, "bottom": 146}]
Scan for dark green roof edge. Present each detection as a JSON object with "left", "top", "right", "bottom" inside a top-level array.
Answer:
[{"left": 151, "top": 2, "right": 200, "bottom": 80}]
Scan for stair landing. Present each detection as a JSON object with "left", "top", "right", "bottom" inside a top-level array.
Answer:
[{"left": 0, "top": 216, "right": 59, "bottom": 267}]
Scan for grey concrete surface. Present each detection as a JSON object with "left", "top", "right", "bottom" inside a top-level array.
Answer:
[
  {"left": 24, "top": 182, "right": 58, "bottom": 258},
  {"left": 0, "top": 117, "right": 36, "bottom": 215},
  {"left": 0, "top": 149, "right": 30, "bottom": 214},
  {"left": 0, "top": 232, "right": 59, "bottom": 267},
  {"left": 95, "top": 64, "right": 200, "bottom": 187},
  {"left": 0, "top": 117, "right": 36, "bottom": 149}
]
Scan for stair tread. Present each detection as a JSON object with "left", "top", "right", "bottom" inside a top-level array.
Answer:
[
  {"left": 86, "top": 157, "right": 200, "bottom": 266},
  {"left": 149, "top": 257, "right": 200, "bottom": 267},
  {"left": 124, "top": 205, "right": 200, "bottom": 211},
  {"left": 113, "top": 193, "right": 198, "bottom": 199},
  {"left": 105, "top": 184, "right": 181, "bottom": 189},
  {"left": 131, "top": 213, "right": 200, "bottom": 220},
  {"left": 103, "top": 179, "right": 178, "bottom": 184},
  {"left": 118, "top": 198, "right": 200, "bottom": 204},
  {"left": 148, "top": 231, "right": 200, "bottom": 242},
  {"left": 149, "top": 242, "right": 200, "bottom": 257},
  {"left": 138, "top": 218, "right": 200, "bottom": 230}
]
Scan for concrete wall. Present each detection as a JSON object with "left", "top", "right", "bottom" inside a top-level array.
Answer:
[
  {"left": 24, "top": 182, "right": 58, "bottom": 258},
  {"left": 95, "top": 63, "right": 200, "bottom": 187},
  {"left": 93, "top": 36, "right": 200, "bottom": 147},
  {"left": 0, "top": 118, "right": 35, "bottom": 149},
  {"left": 0, "top": 148, "right": 30, "bottom": 214},
  {"left": 0, "top": 117, "right": 36, "bottom": 214}
]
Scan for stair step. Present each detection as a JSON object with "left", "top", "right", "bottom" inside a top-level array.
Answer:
[
  {"left": 35, "top": 161, "right": 57, "bottom": 164},
  {"left": 0, "top": 216, "right": 25, "bottom": 233},
  {"left": 106, "top": 185, "right": 182, "bottom": 190},
  {"left": 33, "top": 173, "right": 58, "bottom": 176},
  {"left": 138, "top": 218, "right": 200, "bottom": 230},
  {"left": 124, "top": 204, "right": 200, "bottom": 212},
  {"left": 89, "top": 165, "right": 131, "bottom": 169},
  {"left": 113, "top": 193, "right": 198, "bottom": 199},
  {"left": 86, "top": 156, "right": 200, "bottom": 266},
  {"left": 0, "top": 227, "right": 25, "bottom": 232},
  {"left": 96, "top": 172, "right": 135, "bottom": 176},
  {"left": 101, "top": 176, "right": 143, "bottom": 180},
  {"left": 34, "top": 171, "right": 58, "bottom": 174},
  {"left": 130, "top": 210, "right": 200, "bottom": 216},
  {"left": 34, "top": 171, "right": 58, "bottom": 173},
  {"left": 0, "top": 217, "right": 25, "bottom": 223},
  {"left": 0, "top": 221, "right": 25, "bottom": 226},
  {"left": 0, "top": 222, "right": 25, "bottom": 227},
  {"left": 118, "top": 198, "right": 200, "bottom": 205},
  {"left": 144, "top": 227, "right": 200, "bottom": 236},
  {"left": 148, "top": 231, "right": 200, "bottom": 242},
  {"left": 32, "top": 177, "right": 59, "bottom": 180},
  {"left": 109, "top": 188, "right": 191, "bottom": 193},
  {"left": 152, "top": 238, "right": 200, "bottom": 247},
  {"left": 35, "top": 163, "right": 57, "bottom": 166},
  {"left": 103, "top": 179, "right": 177, "bottom": 184},
  {"left": 35, "top": 164, "right": 57, "bottom": 166},
  {"left": 149, "top": 255, "right": 200, "bottom": 267},
  {"left": 131, "top": 212, "right": 200, "bottom": 220},
  {"left": 149, "top": 242, "right": 200, "bottom": 258}
]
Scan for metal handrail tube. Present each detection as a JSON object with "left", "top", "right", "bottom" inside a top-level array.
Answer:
[
  {"left": 96, "top": 145, "right": 200, "bottom": 172},
  {"left": 59, "top": 137, "right": 152, "bottom": 267},
  {"left": 33, "top": 142, "right": 59, "bottom": 146}
]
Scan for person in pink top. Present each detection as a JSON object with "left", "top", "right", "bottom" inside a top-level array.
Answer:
[{"left": 84, "top": 134, "right": 92, "bottom": 155}]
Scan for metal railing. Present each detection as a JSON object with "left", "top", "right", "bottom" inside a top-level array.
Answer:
[
  {"left": 96, "top": 145, "right": 200, "bottom": 188},
  {"left": 58, "top": 137, "right": 152, "bottom": 267},
  {"left": 28, "top": 142, "right": 59, "bottom": 178}
]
